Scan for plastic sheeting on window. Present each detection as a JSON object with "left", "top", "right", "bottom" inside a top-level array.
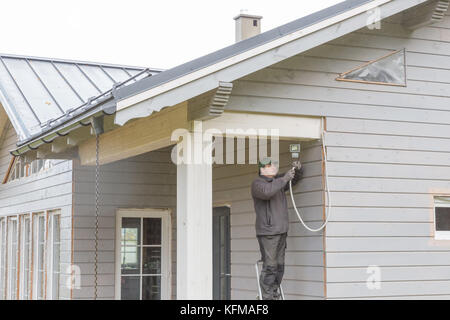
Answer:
[
  {"left": 5, "top": 157, "right": 54, "bottom": 183},
  {"left": 336, "top": 49, "right": 406, "bottom": 86},
  {"left": 434, "top": 196, "right": 450, "bottom": 204}
]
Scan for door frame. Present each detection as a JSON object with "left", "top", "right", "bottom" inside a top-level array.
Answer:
[
  {"left": 115, "top": 208, "right": 172, "bottom": 300},
  {"left": 212, "top": 205, "right": 231, "bottom": 300}
]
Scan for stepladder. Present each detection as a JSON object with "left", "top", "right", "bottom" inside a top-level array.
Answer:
[{"left": 255, "top": 260, "right": 285, "bottom": 300}]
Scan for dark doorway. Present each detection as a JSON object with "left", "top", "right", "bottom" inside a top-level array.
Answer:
[{"left": 213, "top": 206, "right": 231, "bottom": 300}]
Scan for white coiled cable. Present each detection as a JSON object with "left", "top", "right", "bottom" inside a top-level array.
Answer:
[{"left": 289, "top": 118, "right": 331, "bottom": 232}]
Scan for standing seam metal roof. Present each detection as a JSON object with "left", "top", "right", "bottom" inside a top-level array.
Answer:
[{"left": 0, "top": 53, "right": 161, "bottom": 142}]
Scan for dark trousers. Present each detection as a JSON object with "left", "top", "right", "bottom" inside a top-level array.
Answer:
[{"left": 257, "top": 232, "right": 287, "bottom": 300}]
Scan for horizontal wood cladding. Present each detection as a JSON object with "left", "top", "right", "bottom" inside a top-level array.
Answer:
[
  {"left": 72, "top": 148, "right": 177, "bottom": 300},
  {"left": 227, "top": 15, "right": 450, "bottom": 299},
  {"left": 214, "top": 140, "right": 325, "bottom": 299}
]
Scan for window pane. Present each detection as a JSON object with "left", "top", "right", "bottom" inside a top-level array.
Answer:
[
  {"left": 121, "top": 218, "right": 140, "bottom": 246},
  {"left": 8, "top": 219, "right": 18, "bottom": 300},
  {"left": 143, "top": 218, "right": 161, "bottom": 245},
  {"left": 37, "top": 159, "right": 44, "bottom": 173},
  {"left": 142, "top": 276, "right": 161, "bottom": 300},
  {"left": 337, "top": 49, "right": 405, "bottom": 85},
  {"left": 37, "top": 215, "right": 46, "bottom": 300},
  {"left": 121, "top": 276, "right": 140, "bottom": 300},
  {"left": 52, "top": 214, "right": 61, "bottom": 299},
  {"left": 436, "top": 207, "right": 450, "bottom": 231},
  {"left": 142, "top": 247, "right": 161, "bottom": 275},
  {"left": 0, "top": 219, "right": 5, "bottom": 299},
  {"left": 22, "top": 217, "right": 31, "bottom": 300},
  {"left": 121, "top": 246, "right": 140, "bottom": 274}
]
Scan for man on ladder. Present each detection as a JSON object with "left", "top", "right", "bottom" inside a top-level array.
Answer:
[{"left": 251, "top": 157, "right": 303, "bottom": 300}]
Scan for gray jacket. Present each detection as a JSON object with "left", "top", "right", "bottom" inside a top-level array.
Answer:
[{"left": 251, "top": 167, "right": 304, "bottom": 236}]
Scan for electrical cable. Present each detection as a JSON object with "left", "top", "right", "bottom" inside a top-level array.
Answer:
[{"left": 289, "top": 117, "right": 331, "bottom": 232}]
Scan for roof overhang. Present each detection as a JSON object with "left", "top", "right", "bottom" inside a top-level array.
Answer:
[
  {"left": 10, "top": 68, "right": 158, "bottom": 156},
  {"left": 113, "top": 0, "right": 431, "bottom": 127}
]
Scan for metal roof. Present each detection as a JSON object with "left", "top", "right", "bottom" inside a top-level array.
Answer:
[
  {"left": 0, "top": 53, "right": 161, "bottom": 142},
  {"left": 114, "top": 0, "right": 374, "bottom": 102}
]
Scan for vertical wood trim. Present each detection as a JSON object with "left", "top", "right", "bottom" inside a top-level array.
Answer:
[
  {"left": 321, "top": 117, "right": 328, "bottom": 300},
  {"left": 26, "top": 213, "right": 32, "bottom": 300},
  {"left": 70, "top": 168, "right": 74, "bottom": 300},
  {"left": 4, "top": 217, "right": 8, "bottom": 299},
  {"left": 29, "top": 213, "right": 35, "bottom": 300},
  {"left": 166, "top": 209, "right": 173, "bottom": 301},
  {"left": 43, "top": 211, "right": 49, "bottom": 300},
  {"left": 16, "top": 215, "right": 21, "bottom": 299},
  {"left": 2, "top": 156, "right": 15, "bottom": 184},
  {"left": 114, "top": 210, "right": 121, "bottom": 300}
]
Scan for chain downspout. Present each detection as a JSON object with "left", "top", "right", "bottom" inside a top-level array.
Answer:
[{"left": 94, "top": 134, "right": 100, "bottom": 300}]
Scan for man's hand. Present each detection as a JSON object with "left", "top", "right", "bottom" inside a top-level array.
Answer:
[
  {"left": 283, "top": 168, "right": 295, "bottom": 181},
  {"left": 292, "top": 161, "right": 302, "bottom": 170}
]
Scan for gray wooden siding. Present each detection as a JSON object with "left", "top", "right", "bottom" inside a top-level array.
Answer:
[
  {"left": 0, "top": 122, "right": 15, "bottom": 179},
  {"left": 225, "top": 12, "right": 450, "bottom": 299},
  {"left": 0, "top": 123, "right": 73, "bottom": 300},
  {"left": 71, "top": 148, "right": 177, "bottom": 300},
  {"left": 212, "top": 139, "right": 325, "bottom": 300},
  {"left": 71, "top": 139, "right": 324, "bottom": 300}
]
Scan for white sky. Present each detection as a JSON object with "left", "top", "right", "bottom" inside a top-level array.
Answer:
[{"left": 1, "top": 0, "right": 342, "bottom": 69}]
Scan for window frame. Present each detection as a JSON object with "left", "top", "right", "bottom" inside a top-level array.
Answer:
[
  {"left": 32, "top": 212, "right": 47, "bottom": 300},
  {"left": 3, "top": 157, "right": 55, "bottom": 184},
  {"left": 0, "top": 217, "right": 7, "bottom": 299},
  {"left": 115, "top": 208, "right": 172, "bottom": 300},
  {"left": 434, "top": 197, "right": 450, "bottom": 240},
  {"left": 46, "top": 211, "right": 61, "bottom": 300},
  {"left": 0, "top": 209, "right": 61, "bottom": 300},
  {"left": 335, "top": 48, "right": 407, "bottom": 87},
  {"left": 19, "top": 214, "right": 32, "bottom": 300},
  {"left": 6, "top": 216, "right": 19, "bottom": 300}
]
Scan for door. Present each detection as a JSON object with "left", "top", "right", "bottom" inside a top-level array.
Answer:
[
  {"left": 115, "top": 209, "right": 171, "bottom": 300},
  {"left": 213, "top": 206, "right": 231, "bottom": 300}
]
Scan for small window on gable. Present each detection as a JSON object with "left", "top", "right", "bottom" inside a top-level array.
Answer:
[
  {"left": 3, "top": 157, "right": 54, "bottom": 184},
  {"left": 336, "top": 48, "right": 406, "bottom": 86},
  {"left": 434, "top": 196, "right": 450, "bottom": 240}
]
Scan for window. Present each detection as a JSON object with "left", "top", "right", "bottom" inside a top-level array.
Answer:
[
  {"left": 434, "top": 197, "right": 450, "bottom": 240},
  {"left": 0, "top": 218, "right": 6, "bottom": 300},
  {"left": 33, "top": 213, "right": 46, "bottom": 300},
  {"left": 47, "top": 211, "right": 61, "bottom": 299},
  {"left": 0, "top": 210, "right": 61, "bottom": 300},
  {"left": 7, "top": 217, "right": 18, "bottom": 300},
  {"left": 115, "top": 209, "right": 171, "bottom": 300},
  {"left": 19, "top": 214, "right": 32, "bottom": 300},
  {"left": 336, "top": 48, "right": 406, "bottom": 86},
  {"left": 5, "top": 158, "right": 54, "bottom": 184}
]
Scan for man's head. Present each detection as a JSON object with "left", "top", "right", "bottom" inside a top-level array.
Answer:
[{"left": 258, "top": 157, "right": 279, "bottom": 177}]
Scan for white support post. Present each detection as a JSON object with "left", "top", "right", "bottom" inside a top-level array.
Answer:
[{"left": 176, "top": 121, "right": 213, "bottom": 299}]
